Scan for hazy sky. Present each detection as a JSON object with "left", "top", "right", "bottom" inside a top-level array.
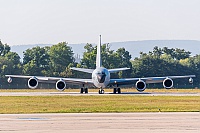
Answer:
[{"left": 0, "top": 0, "right": 200, "bottom": 45}]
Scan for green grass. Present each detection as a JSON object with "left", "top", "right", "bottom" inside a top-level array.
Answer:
[{"left": 0, "top": 95, "right": 199, "bottom": 113}]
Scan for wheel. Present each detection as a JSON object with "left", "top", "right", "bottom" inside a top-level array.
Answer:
[
  {"left": 113, "top": 88, "right": 117, "bottom": 94},
  {"left": 98, "top": 89, "right": 104, "bottom": 94},
  {"left": 80, "top": 88, "right": 84, "bottom": 93},
  {"left": 85, "top": 88, "right": 88, "bottom": 93},
  {"left": 117, "top": 88, "right": 121, "bottom": 94}
]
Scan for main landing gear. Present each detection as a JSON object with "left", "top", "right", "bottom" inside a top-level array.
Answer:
[
  {"left": 98, "top": 88, "right": 121, "bottom": 94},
  {"left": 80, "top": 84, "right": 88, "bottom": 94},
  {"left": 80, "top": 88, "right": 88, "bottom": 93},
  {"left": 113, "top": 88, "right": 121, "bottom": 94}
]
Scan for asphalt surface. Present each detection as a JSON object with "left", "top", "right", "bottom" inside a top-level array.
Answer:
[
  {"left": 0, "top": 91, "right": 200, "bottom": 96},
  {"left": 0, "top": 113, "right": 199, "bottom": 133}
]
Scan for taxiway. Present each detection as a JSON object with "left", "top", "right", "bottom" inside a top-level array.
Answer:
[
  {"left": 0, "top": 91, "right": 200, "bottom": 96},
  {"left": 0, "top": 113, "right": 199, "bottom": 133}
]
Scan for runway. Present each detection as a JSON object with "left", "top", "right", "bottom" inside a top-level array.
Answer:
[
  {"left": 0, "top": 91, "right": 200, "bottom": 96},
  {"left": 0, "top": 113, "right": 199, "bottom": 133}
]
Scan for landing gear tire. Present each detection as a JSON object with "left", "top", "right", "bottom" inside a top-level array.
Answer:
[
  {"left": 85, "top": 88, "right": 88, "bottom": 94},
  {"left": 80, "top": 88, "right": 84, "bottom": 93},
  {"left": 80, "top": 88, "right": 88, "bottom": 94},
  {"left": 113, "top": 88, "right": 117, "bottom": 94},
  {"left": 113, "top": 88, "right": 121, "bottom": 94},
  {"left": 98, "top": 89, "right": 104, "bottom": 94},
  {"left": 117, "top": 88, "right": 121, "bottom": 94}
]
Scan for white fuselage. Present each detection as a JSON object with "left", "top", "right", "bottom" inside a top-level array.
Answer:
[{"left": 92, "top": 67, "right": 110, "bottom": 88}]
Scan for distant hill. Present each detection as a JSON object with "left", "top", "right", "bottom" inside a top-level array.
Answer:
[{"left": 11, "top": 40, "right": 200, "bottom": 61}]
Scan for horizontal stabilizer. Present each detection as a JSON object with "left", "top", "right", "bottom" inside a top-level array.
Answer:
[
  {"left": 70, "top": 67, "right": 94, "bottom": 73},
  {"left": 108, "top": 68, "right": 130, "bottom": 73}
]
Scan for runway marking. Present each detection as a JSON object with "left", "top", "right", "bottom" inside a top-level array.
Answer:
[{"left": 18, "top": 117, "right": 47, "bottom": 120}]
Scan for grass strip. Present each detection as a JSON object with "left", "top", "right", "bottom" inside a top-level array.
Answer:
[{"left": 0, "top": 95, "right": 199, "bottom": 113}]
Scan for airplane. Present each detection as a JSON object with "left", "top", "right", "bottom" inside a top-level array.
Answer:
[{"left": 6, "top": 35, "right": 195, "bottom": 94}]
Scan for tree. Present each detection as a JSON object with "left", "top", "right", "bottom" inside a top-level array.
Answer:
[
  {"left": 153, "top": 46, "right": 163, "bottom": 57},
  {"left": 22, "top": 60, "right": 38, "bottom": 75},
  {"left": 0, "top": 52, "right": 22, "bottom": 77},
  {"left": 81, "top": 43, "right": 97, "bottom": 69},
  {"left": 0, "top": 41, "right": 21, "bottom": 78},
  {"left": 49, "top": 42, "right": 75, "bottom": 76},
  {"left": 174, "top": 48, "right": 191, "bottom": 60},
  {"left": 0, "top": 40, "right": 10, "bottom": 56},
  {"left": 115, "top": 48, "right": 132, "bottom": 78},
  {"left": 23, "top": 46, "right": 50, "bottom": 75},
  {"left": 162, "top": 47, "right": 191, "bottom": 60}
]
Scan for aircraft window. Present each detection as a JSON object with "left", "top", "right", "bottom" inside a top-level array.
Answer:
[
  {"left": 97, "top": 72, "right": 101, "bottom": 74},
  {"left": 96, "top": 71, "right": 106, "bottom": 75}
]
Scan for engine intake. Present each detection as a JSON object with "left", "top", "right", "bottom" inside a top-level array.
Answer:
[
  {"left": 189, "top": 78, "right": 193, "bottom": 84},
  {"left": 136, "top": 80, "right": 146, "bottom": 92},
  {"left": 28, "top": 77, "right": 38, "bottom": 89},
  {"left": 163, "top": 78, "right": 173, "bottom": 89},
  {"left": 56, "top": 79, "right": 66, "bottom": 91}
]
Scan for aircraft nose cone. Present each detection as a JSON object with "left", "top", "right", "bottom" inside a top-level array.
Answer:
[{"left": 97, "top": 73, "right": 106, "bottom": 83}]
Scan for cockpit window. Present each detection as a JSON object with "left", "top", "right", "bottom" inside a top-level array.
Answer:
[
  {"left": 96, "top": 71, "right": 106, "bottom": 83},
  {"left": 96, "top": 71, "right": 105, "bottom": 74},
  {"left": 97, "top": 71, "right": 101, "bottom": 74}
]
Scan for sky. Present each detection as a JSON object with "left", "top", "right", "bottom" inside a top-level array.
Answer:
[{"left": 0, "top": 0, "right": 200, "bottom": 45}]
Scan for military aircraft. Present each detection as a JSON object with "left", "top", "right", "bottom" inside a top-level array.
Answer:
[{"left": 6, "top": 35, "right": 195, "bottom": 94}]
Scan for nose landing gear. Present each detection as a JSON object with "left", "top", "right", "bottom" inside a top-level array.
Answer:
[{"left": 98, "top": 88, "right": 104, "bottom": 94}]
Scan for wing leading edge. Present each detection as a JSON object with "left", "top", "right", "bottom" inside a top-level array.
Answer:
[
  {"left": 5, "top": 75, "right": 93, "bottom": 85},
  {"left": 109, "top": 75, "right": 196, "bottom": 85}
]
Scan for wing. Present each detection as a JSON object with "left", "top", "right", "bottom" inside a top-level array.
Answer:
[
  {"left": 5, "top": 75, "right": 93, "bottom": 85},
  {"left": 109, "top": 75, "right": 196, "bottom": 85}
]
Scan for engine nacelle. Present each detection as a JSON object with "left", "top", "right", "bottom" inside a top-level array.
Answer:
[
  {"left": 28, "top": 77, "right": 38, "bottom": 89},
  {"left": 163, "top": 78, "right": 173, "bottom": 89},
  {"left": 56, "top": 79, "right": 66, "bottom": 91},
  {"left": 189, "top": 77, "right": 193, "bottom": 84},
  {"left": 136, "top": 80, "right": 146, "bottom": 92},
  {"left": 7, "top": 77, "right": 12, "bottom": 83}
]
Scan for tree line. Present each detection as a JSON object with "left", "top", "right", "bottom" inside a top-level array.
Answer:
[{"left": 0, "top": 40, "right": 199, "bottom": 88}]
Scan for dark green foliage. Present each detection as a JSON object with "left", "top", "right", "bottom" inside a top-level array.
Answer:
[
  {"left": 49, "top": 42, "right": 75, "bottom": 76},
  {"left": 23, "top": 46, "right": 50, "bottom": 76},
  {"left": 0, "top": 41, "right": 21, "bottom": 78},
  {"left": 22, "top": 42, "right": 75, "bottom": 77},
  {"left": 132, "top": 46, "right": 199, "bottom": 87}
]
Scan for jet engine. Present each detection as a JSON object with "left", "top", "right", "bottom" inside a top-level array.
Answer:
[
  {"left": 7, "top": 77, "right": 12, "bottom": 83},
  {"left": 163, "top": 78, "right": 173, "bottom": 89},
  {"left": 28, "top": 77, "right": 38, "bottom": 89},
  {"left": 56, "top": 79, "right": 66, "bottom": 91},
  {"left": 189, "top": 77, "right": 193, "bottom": 84},
  {"left": 136, "top": 80, "right": 146, "bottom": 92}
]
